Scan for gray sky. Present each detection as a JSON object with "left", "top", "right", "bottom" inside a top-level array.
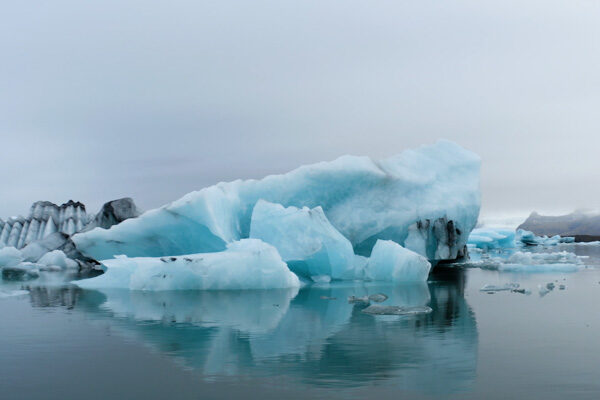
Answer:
[{"left": 2, "top": 0, "right": 600, "bottom": 219}]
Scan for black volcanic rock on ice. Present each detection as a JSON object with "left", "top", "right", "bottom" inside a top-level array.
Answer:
[
  {"left": 83, "top": 198, "right": 140, "bottom": 231},
  {"left": 518, "top": 210, "right": 600, "bottom": 242}
]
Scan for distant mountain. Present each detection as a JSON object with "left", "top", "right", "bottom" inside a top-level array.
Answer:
[{"left": 518, "top": 210, "right": 600, "bottom": 241}]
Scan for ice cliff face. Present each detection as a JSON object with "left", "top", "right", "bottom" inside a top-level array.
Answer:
[
  {"left": 73, "top": 140, "right": 481, "bottom": 265},
  {"left": 0, "top": 200, "right": 89, "bottom": 249}
]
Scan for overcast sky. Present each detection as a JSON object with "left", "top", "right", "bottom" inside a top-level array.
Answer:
[{"left": 2, "top": 0, "right": 600, "bottom": 219}]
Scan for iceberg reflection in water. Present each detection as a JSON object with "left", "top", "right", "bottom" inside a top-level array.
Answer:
[{"left": 29, "top": 269, "right": 477, "bottom": 394}]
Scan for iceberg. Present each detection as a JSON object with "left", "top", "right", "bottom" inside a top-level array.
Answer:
[
  {"left": 72, "top": 141, "right": 481, "bottom": 264},
  {"left": 74, "top": 239, "right": 300, "bottom": 291},
  {"left": 0, "top": 198, "right": 140, "bottom": 275},
  {"left": 468, "top": 228, "right": 516, "bottom": 250},
  {"left": 516, "top": 229, "right": 562, "bottom": 246},
  {"left": 0, "top": 200, "right": 89, "bottom": 248},
  {"left": 364, "top": 240, "right": 432, "bottom": 282},
  {"left": 249, "top": 200, "right": 356, "bottom": 280}
]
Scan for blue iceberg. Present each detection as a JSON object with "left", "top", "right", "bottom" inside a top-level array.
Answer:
[
  {"left": 72, "top": 141, "right": 480, "bottom": 263},
  {"left": 71, "top": 141, "right": 480, "bottom": 290}
]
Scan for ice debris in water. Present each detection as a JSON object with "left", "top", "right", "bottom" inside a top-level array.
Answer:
[
  {"left": 480, "top": 283, "right": 520, "bottom": 292},
  {"left": 507, "top": 251, "right": 582, "bottom": 265},
  {"left": 498, "top": 251, "right": 583, "bottom": 273},
  {"left": 538, "top": 283, "right": 553, "bottom": 297},
  {"left": 72, "top": 141, "right": 481, "bottom": 265},
  {"left": 74, "top": 239, "right": 300, "bottom": 291},
  {"left": 348, "top": 295, "right": 370, "bottom": 305},
  {"left": 361, "top": 305, "right": 433, "bottom": 315}
]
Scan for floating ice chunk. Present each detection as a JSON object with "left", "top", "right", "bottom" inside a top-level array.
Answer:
[
  {"left": 249, "top": 200, "right": 355, "bottom": 280},
  {"left": 364, "top": 240, "right": 431, "bottom": 282},
  {"left": 37, "top": 250, "right": 79, "bottom": 270},
  {"left": 368, "top": 293, "right": 389, "bottom": 303},
  {"left": 468, "top": 228, "right": 516, "bottom": 250},
  {"left": 72, "top": 141, "right": 481, "bottom": 263},
  {"left": 517, "top": 229, "right": 562, "bottom": 246},
  {"left": 361, "top": 305, "right": 433, "bottom": 315},
  {"left": 510, "top": 288, "right": 531, "bottom": 295},
  {"left": 347, "top": 295, "right": 370, "bottom": 305},
  {"left": 538, "top": 284, "right": 551, "bottom": 297},
  {"left": 0, "top": 246, "right": 23, "bottom": 268},
  {"left": 74, "top": 239, "right": 300, "bottom": 291},
  {"left": 479, "top": 283, "right": 520, "bottom": 292}
]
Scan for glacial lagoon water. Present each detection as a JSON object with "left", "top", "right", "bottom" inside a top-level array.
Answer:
[{"left": 1, "top": 244, "right": 600, "bottom": 399}]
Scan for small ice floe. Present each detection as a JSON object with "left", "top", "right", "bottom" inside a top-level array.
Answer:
[
  {"left": 511, "top": 288, "right": 532, "bottom": 295},
  {"left": 348, "top": 295, "right": 370, "bottom": 305},
  {"left": 368, "top": 293, "right": 389, "bottom": 303},
  {"left": 480, "top": 283, "right": 520, "bottom": 293},
  {"left": 538, "top": 282, "right": 556, "bottom": 297},
  {"left": 559, "top": 284, "right": 566, "bottom": 290},
  {"left": 361, "top": 305, "right": 432, "bottom": 316}
]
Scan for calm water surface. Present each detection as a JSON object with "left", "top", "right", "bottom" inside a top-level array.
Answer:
[{"left": 1, "top": 244, "right": 600, "bottom": 399}]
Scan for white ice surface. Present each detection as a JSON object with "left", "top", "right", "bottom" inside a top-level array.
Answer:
[{"left": 74, "top": 239, "right": 300, "bottom": 291}]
